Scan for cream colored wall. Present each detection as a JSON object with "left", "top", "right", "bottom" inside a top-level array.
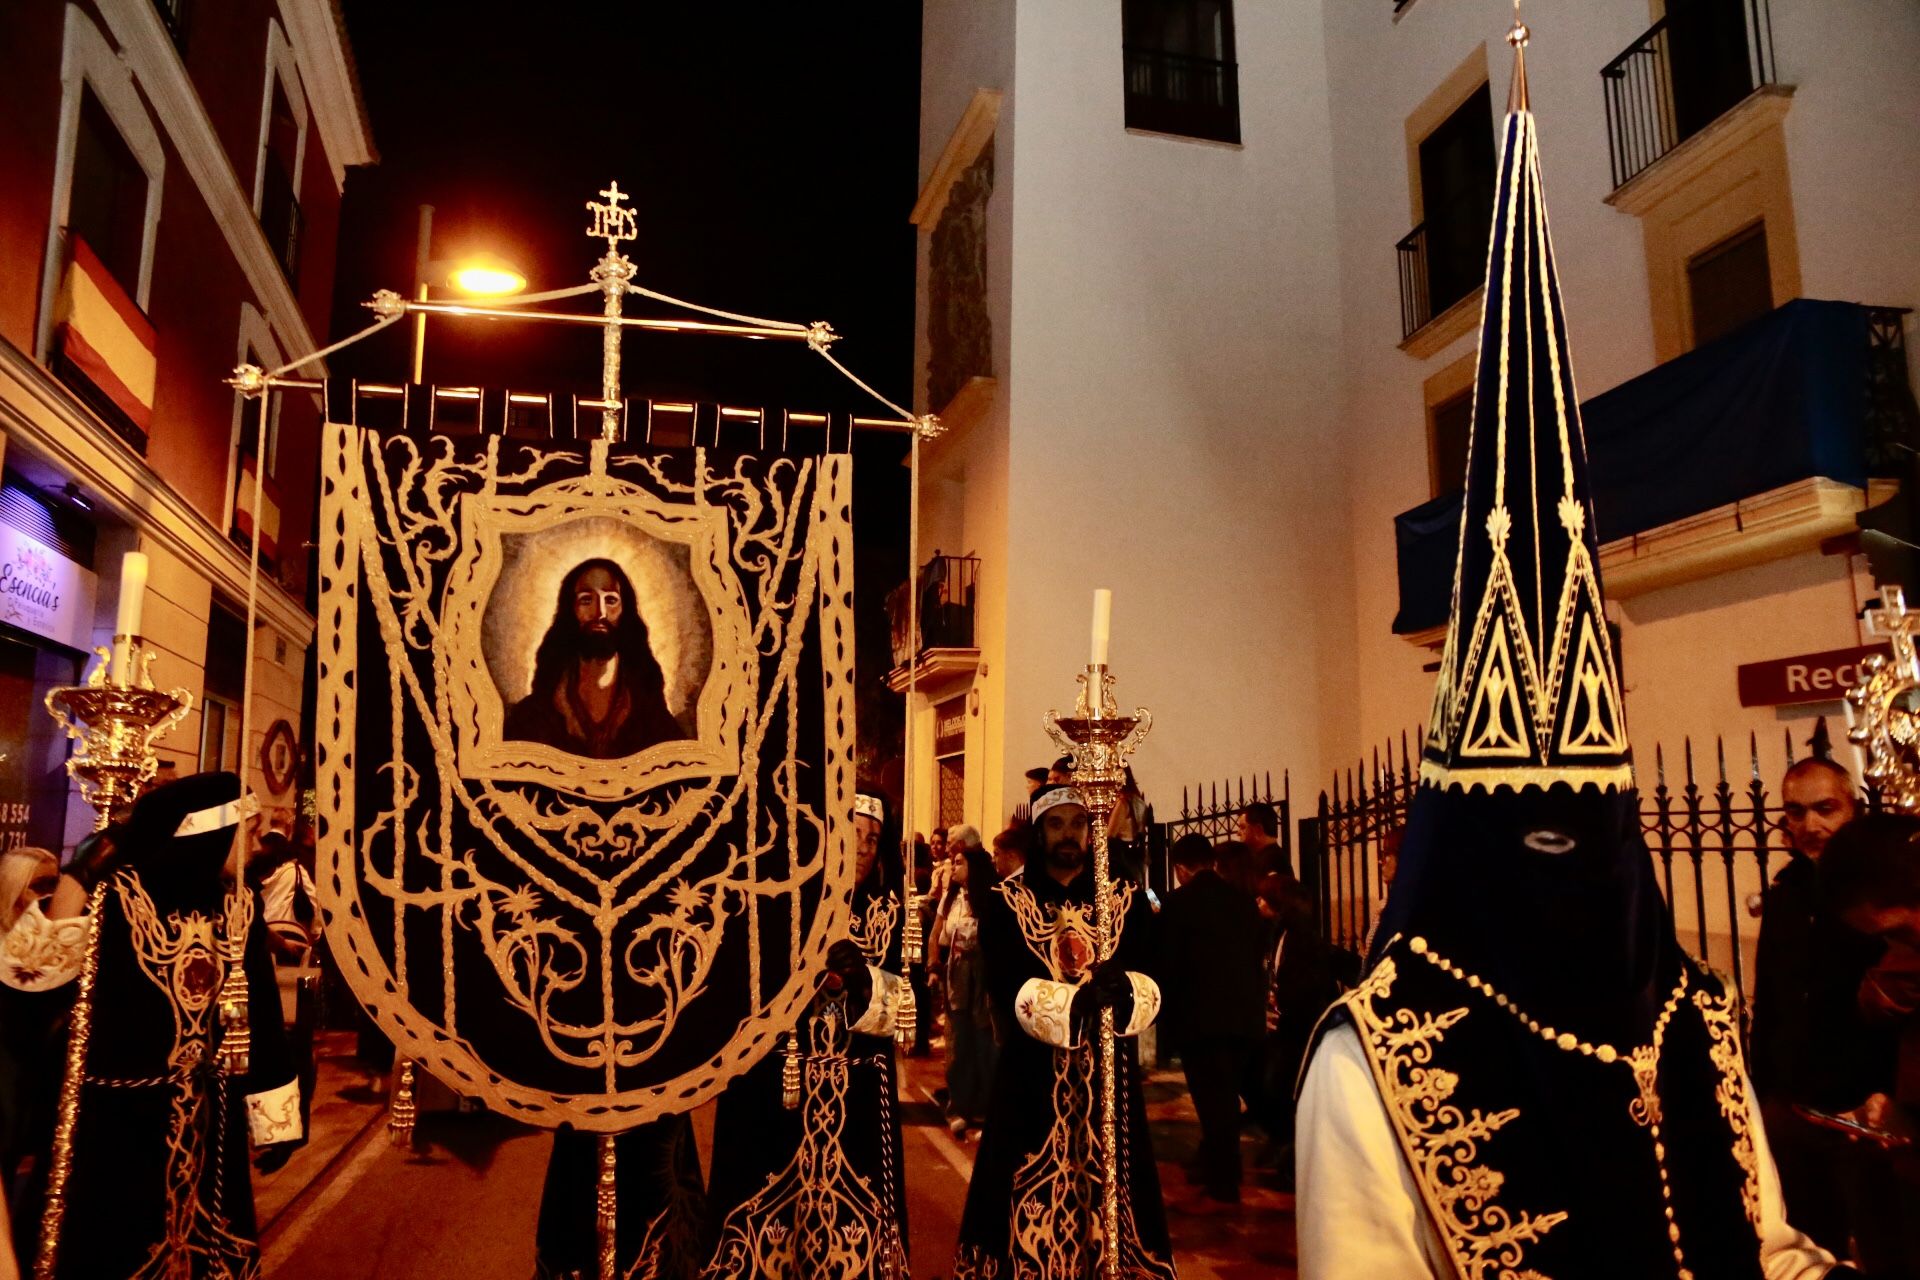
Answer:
[
  {"left": 1321, "top": 0, "right": 1920, "bottom": 783},
  {"left": 999, "top": 0, "right": 1349, "bottom": 818}
]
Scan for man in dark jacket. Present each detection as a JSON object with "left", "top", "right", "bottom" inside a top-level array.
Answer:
[
  {"left": 1751, "top": 757, "right": 1895, "bottom": 1262},
  {"left": 1160, "top": 833, "right": 1266, "bottom": 1209}
]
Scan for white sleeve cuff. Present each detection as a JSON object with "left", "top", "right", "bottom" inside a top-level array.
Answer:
[
  {"left": 849, "top": 965, "right": 904, "bottom": 1037},
  {"left": 246, "top": 1078, "right": 303, "bottom": 1146},
  {"left": 1015, "top": 977, "right": 1080, "bottom": 1048},
  {"left": 1121, "top": 971, "right": 1160, "bottom": 1036}
]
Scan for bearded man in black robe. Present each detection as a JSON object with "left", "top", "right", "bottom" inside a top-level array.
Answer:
[
  {"left": 953, "top": 784, "right": 1174, "bottom": 1280},
  {"left": 505, "top": 558, "right": 686, "bottom": 759}
]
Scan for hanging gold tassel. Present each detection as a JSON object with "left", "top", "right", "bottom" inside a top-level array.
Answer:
[
  {"left": 389, "top": 1058, "right": 417, "bottom": 1146},
  {"left": 781, "top": 1032, "right": 802, "bottom": 1109},
  {"left": 215, "top": 888, "right": 251, "bottom": 1076},
  {"left": 893, "top": 975, "right": 917, "bottom": 1050}
]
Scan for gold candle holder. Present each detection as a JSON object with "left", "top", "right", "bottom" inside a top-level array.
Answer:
[
  {"left": 44, "top": 638, "right": 193, "bottom": 830},
  {"left": 1045, "top": 664, "right": 1151, "bottom": 1280},
  {"left": 1849, "top": 586, "right": 1920, "bottom": 811}
]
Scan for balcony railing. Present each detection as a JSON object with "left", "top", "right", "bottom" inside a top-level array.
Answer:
[
  {"left": 1395, "top": 223, "right": 1432, "bottom": 340},
  {"left": 1123, "top": 46, "right": 1240, "bottom": 144},
  {"left": 260, "top": 161, "right": 303, "bottom": 283},
  {"left": 1391, "top": 301, "right": 1917, "bottom": 635},
  {"left": 887, "top": 554, "right": 980, "bottom": 670},
  {"left": 1601, "top": 0, "right": 1777, "bottom": 190}
]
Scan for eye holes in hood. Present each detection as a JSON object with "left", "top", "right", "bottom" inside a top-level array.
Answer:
[{"left": 1523, "top": 828, "right": 1578, "bottom": 855}]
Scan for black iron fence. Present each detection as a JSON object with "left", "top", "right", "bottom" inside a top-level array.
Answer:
[
  {"left": 1142, "top": 772, "right": 1289, "bottom": 899},
  {"left": 1122, "top": 46, "right": 1241, "bottom": 145},
  {"left": 1601, "top": 0, "right": 1777, "bottom": 190},
  {"left": 886, "top": 554, "right": 980, "bottom": 670},
  {"left": 1302, "top": 726, "right": 1855, "bottom": 1016}
]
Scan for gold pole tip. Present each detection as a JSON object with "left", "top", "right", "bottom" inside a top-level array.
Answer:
[{"left": 1507, "top": 20, "right": 1530, "bottom": 47}]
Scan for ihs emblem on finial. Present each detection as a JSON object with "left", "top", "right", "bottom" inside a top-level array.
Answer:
[{"left": 585, "top": 180, "right": 638, "bottom": 251}]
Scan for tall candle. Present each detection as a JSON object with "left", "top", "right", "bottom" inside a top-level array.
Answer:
[
  {"left": 115, "top": 551, "right": 148, "bottom": 638},
  {"left": 111, "top": 552, "right": 148, "bottom": 684},
  {"left": 1090, "top": 588, "right": 1112, "bottom": 668}
]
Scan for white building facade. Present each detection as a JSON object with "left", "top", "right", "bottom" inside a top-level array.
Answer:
[{"left": 902, "top": 0, "right": 1920, "bottom": 899}]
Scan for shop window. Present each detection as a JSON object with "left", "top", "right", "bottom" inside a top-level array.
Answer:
[
  {"left": 0, "top": 475, "right": 97, "bottom": 568},
  {"left": 1122, "top": 0, "right": 1240, "bottom": 144},
  {"left": 1687, "top": 221, "right": 1772, "bottom": 348}
]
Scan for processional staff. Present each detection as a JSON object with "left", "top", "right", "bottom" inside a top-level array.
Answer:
[{"left": 1045, "top": 590, "right": 1151, "bottom": 1280}]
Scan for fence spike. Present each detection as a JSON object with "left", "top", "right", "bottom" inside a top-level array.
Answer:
[
  {"left": 1265, "top": 770, "right": 1273, "bottom": 803},
  {"left": 1656, "top": 741, "right": 1666, "bottom": 786},
  {"left": 1684, "top": 736, "right": 1696, "bottom": 785},
  {"left": 1749, "top": 731, "right": 1761, "bottom": 783},
  {"left": 1283, "top": 769, "right": 1290, "bottom": 806},
  {"left": 1716, "top": 735, "right": 1727, "bottom": 785},
  {"left": 1180, "top": 786, "right": 1190, "bottom": 821},
  {"left": 1237, "top": 776, "right": 1246, "bottom": 806},
  {"left": 1783, "top": 725, "right": 1795, "bottom": 765}
]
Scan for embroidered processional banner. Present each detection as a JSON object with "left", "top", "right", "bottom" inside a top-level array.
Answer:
[{"left": 315, "top": 412, "right": 856, "bottom": 1129}]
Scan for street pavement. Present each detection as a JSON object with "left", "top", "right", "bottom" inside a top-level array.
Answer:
[{"left": 257, "top": 1035, "right": 1297, "bottom": 1278}]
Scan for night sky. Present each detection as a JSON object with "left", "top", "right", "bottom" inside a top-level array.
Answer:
[{"left": 329, "top": 2, "right": 923, "bottom": 775}]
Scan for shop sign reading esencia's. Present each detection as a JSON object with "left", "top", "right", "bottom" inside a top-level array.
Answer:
[{"left": 0, "top": 524, "right": 97, "bottom": 651}]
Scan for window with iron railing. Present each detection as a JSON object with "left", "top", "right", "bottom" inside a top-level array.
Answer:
[
  {"left": 260, "top": 160, "right": 302, "bottom": 282},
  {"left": 1396, "top": 83, "right": 1495, "bottom": 340},
  {"left": 1601, "top": 0, "right": 1776, "bottom": 189},
  {"left": 1122, "top": 0, "right": 1240, "bottom": 144},
  {"left": 887, "top": 555, "right": 981, "bottom": 670}
]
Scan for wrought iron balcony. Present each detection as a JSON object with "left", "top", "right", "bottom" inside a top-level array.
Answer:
[
  {"left": 1123, "top": 46, "right": 1240, "bottom": 145},
  {"left": 1395, "top": 223, "right": 1432, "bottom": 340},
  {"left": 1601, "top": 0, "right": 1777, "bottom": 190},
  {"left": 887, "top": 554, "right": 980, "bottom": 671}
]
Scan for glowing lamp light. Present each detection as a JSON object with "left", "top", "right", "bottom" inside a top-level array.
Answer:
[{"left": 443, "top": 253, "right": 527, "bottom": 297}]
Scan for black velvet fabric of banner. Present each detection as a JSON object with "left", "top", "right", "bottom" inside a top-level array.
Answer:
[{"left": 317, "top": 422, "right": 856, "bottom": 1128}]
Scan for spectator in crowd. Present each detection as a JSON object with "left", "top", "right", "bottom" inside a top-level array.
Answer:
[
  {"left": 1047, "top": 756, "right": 1073, "bottom": 786},
  {"left": 1361, "top": 825, "right": 1404, "bottom": 960},
  {"left": 931, "top": 825, "right": 995, "bottom": 1137},
  {"left": 1023, "top": 767, "right": 1049, "bottom": 799},
  {"left": 989, "top": 827, "right": 1025, "bottom": 882},
  {"left": 246, "top": 828, "right": 317, "bottom": 962},
  {"left": 907, "top": 834, "right": 937, "bottom": 1057},
  {"left": 1751, "top": 758, "right": 1897, "bottom": 1266},
  {"left": 1212, "top": 839, "right": 1255, "bottom": 897},
  {"left": 1818, "top": 811, "right": 1920, "bottom": 1275},
  {"left": 1160, "top": 834, "right": 1266, "bottom": 1210},
  {"left": 1254, "top": 870, "right": 1339, "bottom": 1183},
  {"left": 1237, "top": 803, "right": 1289, "bottom": 879}
]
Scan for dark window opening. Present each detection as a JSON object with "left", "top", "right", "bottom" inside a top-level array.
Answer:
[
  {"left": 1601, "top": 0, "right": 1776, "bottom": 189},
  {"left": 1122, "top": 0, "right": 1240, "bottom": 144},
  {"left": 68, "top": 90, "right": 148, "bottom": 296},
  {"left": 1416, "top": 83, "right": 1496, "bottom": 323},
  {"left": 260, "top": 81, "right": 302, "bottom": 281},
  {"left": 1428, "top": 389, "right": 1474, "bottom": 498},
  {"left": 1687, "top": 222, "right": 1772, "bottom": 348},
  {"left": 200, "top": 600, "right": 247, "bottom": 774}
]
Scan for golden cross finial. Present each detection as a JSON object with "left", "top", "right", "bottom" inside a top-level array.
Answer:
[
  {"left": 1507, "top": 0, "right": 1530, "bottom": 49},
  {"left": 585, "top": 180, "right": 638, "bottom": 251}
]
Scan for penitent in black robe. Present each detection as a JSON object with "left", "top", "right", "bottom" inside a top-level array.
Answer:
[
  {"left": 703, "top": 866, "right": 910, "bottom": 1279},
  {"left": 43, "top": 772, "right": 301, "bottom": 1280},
  {"left": 953, "top": 857, "right": 1175, "bottom": 1280}
]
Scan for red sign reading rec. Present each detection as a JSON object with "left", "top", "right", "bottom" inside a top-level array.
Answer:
[{"left": 1736, "top": 644, "right": 1890, "bottom": 708}]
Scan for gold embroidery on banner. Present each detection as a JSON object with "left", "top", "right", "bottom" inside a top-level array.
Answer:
[
  {"left": 849, "top": 891, "right": 900, "bottom": 966},
  {"left": 1692, "top": 988, "right": 1763, "bottom": 1232},
  {"left": 703, "top": 1003, "right": 901, "bottom": 1280},
  {"left": 1344, "top": 956, "right": 1567, "bottom": 1280},
  {"left": 109, "top": 872, "right": 261, "bottom": 1280},
  {"left": 315, "top": 430, "right": 861, "bottom": 1127},
  {"left": 952, "top": 1246, "right": 1002, "bottom": 1280}
]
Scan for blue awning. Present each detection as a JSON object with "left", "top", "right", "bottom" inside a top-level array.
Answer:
[{"left": 1394, "top": 298, "right": 1881, "bottom": 634}]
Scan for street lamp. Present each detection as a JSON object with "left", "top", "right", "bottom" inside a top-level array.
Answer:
[{"left": 410, "top": 204, "right": 527, "bottom": 381}]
